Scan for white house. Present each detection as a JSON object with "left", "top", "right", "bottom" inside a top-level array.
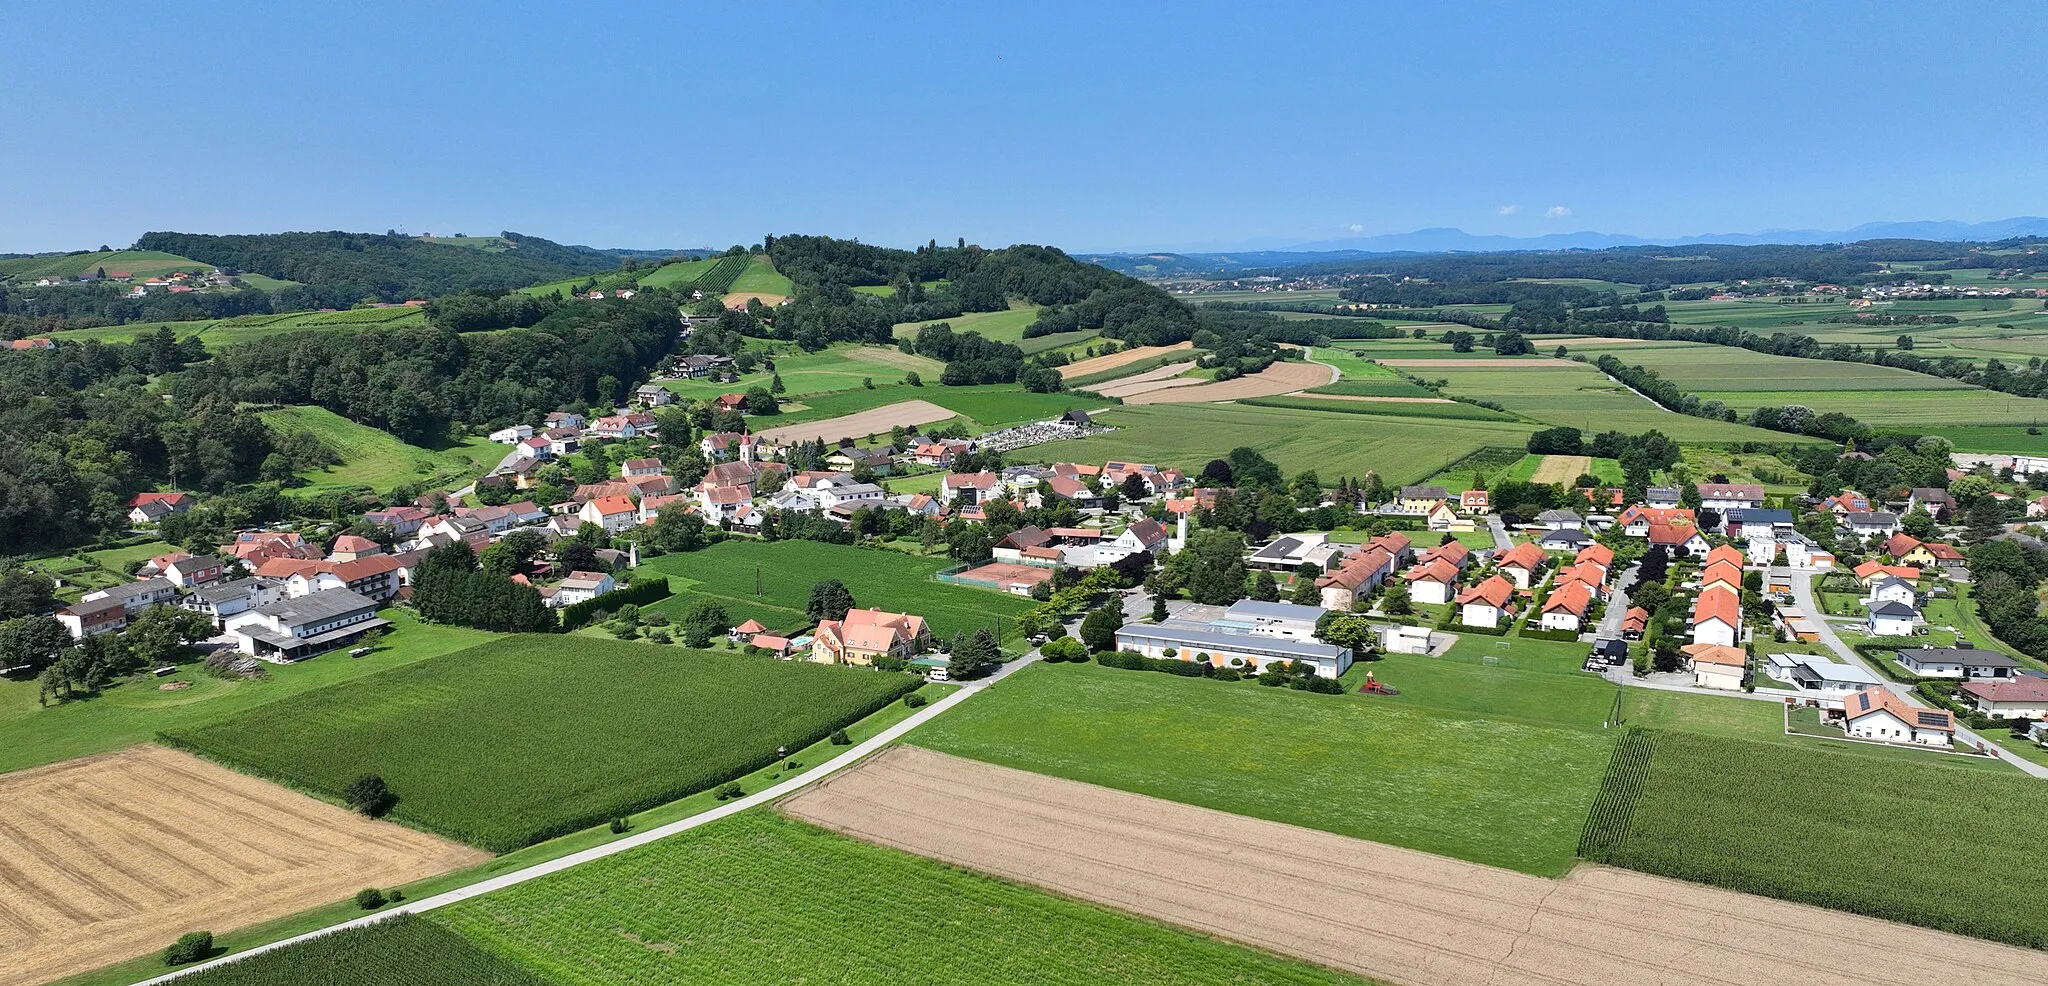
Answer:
[
  {"left": 1781, "top": 534, "right": 1834, "bottom": 569},
  {"left": 1841, "top": 687, "right": 1954, "bottom": 747},
  {"left": 179, "top": 577, "right": 283, "bottom": 628},
  {"left": 54, "top": 596, "right": 128, "bottom": 640},
  {"left": 1959, "top": 678, "right": 2048, "bottom": 719},
  {"left": 1404, "top": 557, "right": 1460, "bottom": 605},
  {"left": 82, "top": 578, "right": 179, "bottom": 614},
  {"left": 1538, "top": 580, "right": 1593, "bottom": 633},
  {"left": 1689, "top": 590, "right": 1740, "bottom": 648},
  {"left": 549, "top": 570, "right": 616, "bottom": 608},
  {"left": 1866, "top": 576, "right": 1917, "bottom": 608},
  {"left": 1456, "top": 575, "right": 1516, "bottom": 629},
  {"left": 1696, "top": 483, "right": 1765, "bottom": 511},
  {"left": 579, "top": 495, "right": 639, "bottom": 534},
  {"left": 1843, "top": 511, "right": 1900, "bottom": 538},
  {"left": 1866, "top": 600, "right": 1918, "bottom": 638},
  {"left": 489, "top": 424, "right": 534, "bottom": 444},
  {"left": 1786, "top": 657, "right": 1884, "bottom": 707},
  {"left": 1893, "top": 645, "right": 2022, "bottom": 680},
  {"left": 1683, "top": 643, "right": 1747, "bottom": 691}
]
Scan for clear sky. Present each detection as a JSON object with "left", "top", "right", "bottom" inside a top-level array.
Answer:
[{"left": 4, "top": 0, "right": 2044, "bottom": 254}]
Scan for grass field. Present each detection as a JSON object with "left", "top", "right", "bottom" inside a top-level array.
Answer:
[
  {"left": 260, "top": 406, "right": 500, "bottom": 492},
  {"left": 1579, "top": 727, "right": 2048, "bottom": 948},
  {"left": 46, "top": 306, "right": 427, "bottom": 346},
  {"left": 727, "top": 256, "right": 793, "bottom": 297},
  {"left": 0, "top": 612, "right": 491, "bottom": 776},
  {"left": 1016, "top": 403, "right": 1537, "bottom": 485},
  {"left": 437, "top": 810, "right": 1361, "bottom": 986},
  {"left": 1306, "top": 347, "right": 1436, "bottom": 397},
  {"left": 1616, "top": 687, "right": 2012, "bottom": 770},
  {"left": 752, "top": 382, "right": 1110, "bottom": 434},
  {"left": 161, "top": 636, "right": 920, "bottom": 851},
  {"left": 1411, "top": 359, "right": 1807, "bottom": 441},
  {"left": 635, "top": 256, "right": 720, "bottom": 288},
  {"left": 915, "top": 660, "right": 1614, "bottom": 875},
  {"left": 640, "top": 540, "right": 1035, "bottom": 645},
  {"left": 1500, "top": 453, "right": 1624, "bottom": 485},
  {"left": 658, "top": 344, "right": 943, "bottom": 400},
  {"left": 891, "top": 304, "right": 1044, "bottom": 344},
  {"left": 0, "top": 249, "right": 210, "bottom": 282},
  {"left": 1241, "top": 394, "right": 1518, "bottom": 421},
  {"left": 163, "top": 915, "right": 552, "bottom": 986},
  {"left": 1574, "top": 340, "right": 2048, "bottom": 426}
]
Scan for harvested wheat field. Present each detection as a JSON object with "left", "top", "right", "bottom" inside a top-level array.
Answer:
[
  {"left": 1380, "top": 358, "right": 1578, "bottom": 368},
  {"left": 1092, "top": 362, "right": 1201, "bottom": 399},
  {"left": 1530, "top": 454, "right": 1592, "bottom": 483},
  {"left": 754, "top": 399, "right": 959, "bottom": 444},
  {"left": 0, "top": 745, "right": 484, "bottom": 985},
  {"left": 1057, "top": 341, "right": 1194, "bottom": 379},
  {"left": 1123, "top": 359, "right": 1336, "bottom": 404},
  {"left": 721, "top": 291, "right": 791, "bottom": 309},
  {"left": 783, "top": 747, "right": 2048, "bottom": 986},
  {"left": 1284, "top": 392, "right": 1457, "bottom": 404}
]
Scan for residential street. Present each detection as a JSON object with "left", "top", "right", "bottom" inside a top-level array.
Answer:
[
  {"left": 1595, "top": 562, "right": 1639, "bottom": 638},
  {"left": 1487, "top": 513, "right": 1513, "bottom": 553},
  {"left": 1788, "top": 568, "right": 2047, "bottom": 779}
]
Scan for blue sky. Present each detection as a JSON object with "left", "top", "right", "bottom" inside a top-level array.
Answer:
[{"left": 4, "top": 0, "right": 2044, "bottom": 253}]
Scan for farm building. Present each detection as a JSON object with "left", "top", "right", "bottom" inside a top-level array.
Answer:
[
  {"left": 1115, "top": 600, "right": 1351, "bottom": 679},
  {"left": 224, "top": 589, "right": 388, "bottom": 662}
]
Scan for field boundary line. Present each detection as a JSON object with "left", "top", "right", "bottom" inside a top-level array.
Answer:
[{"left": 129, "top": 653, "right": 1041, "bottom": 985}]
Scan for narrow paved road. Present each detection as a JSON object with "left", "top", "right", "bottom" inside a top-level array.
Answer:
[
  {"left": 1487, "top": 514, "right": 1513, "bottom": 553},
  {"left": 135, "top": 649, "right": 1046, "bottom": 985},
  {"left": 1789, "top": 569, "right": 2047, "bottom": 779},
  {"left": 1596, "top": 562, "right": 1639, "bottom": 638}
]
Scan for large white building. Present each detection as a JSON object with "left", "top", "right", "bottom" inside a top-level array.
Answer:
[
  {"left": 224, "top": 589, "right": 387, "bottom": 662},
  {"left": 1114, "top": 600, "right": 1352, "bottom": 679}
]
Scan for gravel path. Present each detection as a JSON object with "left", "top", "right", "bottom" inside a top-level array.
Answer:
[{"left": 785, "top": 746, "right": 2048, "bottom": 986}]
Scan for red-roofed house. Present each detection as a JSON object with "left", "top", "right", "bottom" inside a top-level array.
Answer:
[
  {"left": 1495, "top": 542, "right": 1547, "bottom": 589},
  {"left": 579, "top": 495, "right": 638, "bottom": 533},
  {"left": 811, "top": 608, "right": 930, "bottom": 666},
  {"left": 1690, "top": 589, "right": 1741, "bottom": 648},
  {"left": 1539, "top": 579, "right": 1594, "bottom": 632},
  {"left": 1404, "top": 557, "right": 1461, "bottom": 605},
  {"left": 1455, "top": 575, "right": 1517, "bottom": 629},
  {"left": 127, "top": 492, "right": 194, "bottom": 525}
]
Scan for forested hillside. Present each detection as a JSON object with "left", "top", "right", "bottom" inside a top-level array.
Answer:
[{"left": 133, "top": 230, "right": 628, "bottom": 304}]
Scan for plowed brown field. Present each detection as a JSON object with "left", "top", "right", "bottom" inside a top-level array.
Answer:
[
  {"left": 783, "top": 747, "right": 2048, "bottom": 986},
  {"left": 754, "top": 399, "right": 959, "bottom": 444},
  {"left": 1057, "top": 341, "right": 1195, "bottom": 380},
  {"left": 1122, "top": 359, "right": 1336, "bottom": 404},
  {"left": 0, "top": 746, "right": 484, "bottom": 985}
]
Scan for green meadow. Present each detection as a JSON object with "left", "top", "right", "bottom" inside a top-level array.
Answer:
[{"left": 259, "top": 405, "right": 500, "bottom": 492}]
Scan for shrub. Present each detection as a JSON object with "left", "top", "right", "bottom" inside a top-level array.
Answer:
[
  {"left": 355, "top": 887, "right": 387, "bottom": 910},
  {"left": 163, "top": 931, "right": 213, "bottom": 966},
  {"left": 829, "top": 728, "right": 851, "bottom": 745},
  {"left": 714, "top": 782, "right": 743, "bottom": 801},
  {"left": 647, "top": 629, "right": 673, "bottom": 645},
  {"left": 903, "top": 693, "right": 928, "bottom": 709},
  {"left": 1213, "top": 667, "right": 1242, "bottom": 681},
  {"left": 342, "top": 774, "right": 395, "bottom": 817},
  {"left": 608, "top": 817, "right": 630, "bottom": 834}
]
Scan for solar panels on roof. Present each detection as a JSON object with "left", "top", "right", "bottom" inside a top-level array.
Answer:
[
  {"left": 1856, "top": 692, "right": 1873, "bottom": 711},
  {"left": 1916, "top": 711, "right": 1949, "bottom": 728}
]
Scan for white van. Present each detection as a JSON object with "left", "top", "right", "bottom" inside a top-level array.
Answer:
[{"left": 927, "top": 667, "right": 950, "bottom": 682}]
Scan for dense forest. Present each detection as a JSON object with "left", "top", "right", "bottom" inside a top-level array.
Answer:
[
  {"left": 133, "top": 231, "right": 636, "bottom": 304},
  {"left": 185, "top": 292, "right": 684, "bottom": 444}
]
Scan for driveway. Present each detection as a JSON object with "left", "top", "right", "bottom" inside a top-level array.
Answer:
[
  {"left": 1487, "top": 514, "right": 1513, "bottom": 553},
  {"left": 1789, "top": 569, "right": 2047, "bottom": 779},
  {"left": 1596, "top": 563, "right": 1639, "bottom": 638}
]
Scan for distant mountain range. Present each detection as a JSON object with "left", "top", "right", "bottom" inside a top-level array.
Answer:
[{"left": 1083, "top": 217, "right": 2048, "bottom": 276}]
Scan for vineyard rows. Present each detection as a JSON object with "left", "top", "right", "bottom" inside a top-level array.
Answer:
[{"left": 685, "top": 254, "right": 750, "bottom": 294}]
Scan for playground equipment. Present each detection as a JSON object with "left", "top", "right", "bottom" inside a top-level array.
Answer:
[{"left": 1357, "top": 669, "right": 1401, "bottom": 696}]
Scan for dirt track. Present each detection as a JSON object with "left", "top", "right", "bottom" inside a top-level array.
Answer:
[
  {"left": 1057, "top": 341, "right": 1195, "bottom": 380},
  {"left": 1283, "top": 392, "right": 1457, "bottom": 404},
  {"left": 754, "top": 399, "right": 959, "bottom": 444},
  {"left": 1380, "top": 358, "right": 1577, "bottom": 368},
  {"left": 0, "top": 745, "right": 484, "bottom": 985},
  {"left": 1122, "top": 359, "right": 1335, "bottom": 404},
  {"left": 721, "top": 291, "right": 790, "bottom": 309},
  {"left": 783, "top": 747, "right": 2048, "bottom": 986}
]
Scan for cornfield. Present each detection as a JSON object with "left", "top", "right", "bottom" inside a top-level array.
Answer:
[
  {"left": 1578, "top": 727, "right": 2048, "bottom": 950},
  {"left": 165, "top": 915, "right": 548, "bottom": 986},
  {"left": 161, "top": 636, "right": 916, "bottom": 852},
  {"left": 436, "top": 812, "right": 1360, "bottom": 985}
]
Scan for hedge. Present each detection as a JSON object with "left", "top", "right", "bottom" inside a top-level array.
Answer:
[
  {"left": 1516, "top": 626, "right": 1586, "bottom": 642},
  {"left": 559, "top": 576, "right": 673, "bottom": 631}
]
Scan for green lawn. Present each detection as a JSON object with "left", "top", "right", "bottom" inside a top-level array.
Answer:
[
  {"left": 0, "top": 612, "right": 492, "bottom": 775},
  {"left": 892, "top": 305, "right": 1044, "bottom": 344},
  {"left": 728, "top": 256, "right": 794, "bottom": 296},
  {"left": 1580, "top": 727, "right": 2048, "bottom": 949},
  {"left": 1341, "top": 652, "right": 1618, "bottom": 726},
  {"left": 1307, "top": 346, "right": 1436, "bottom": 397},
  {"left": 635, "top": 256, "right": 721, "bottom": 288},
  {"left": 0, "top": 249, "right": 209, "bottom": 282},
  {"left": 260, "top": 405, "right": 500, "bottom": 492},
  {"left": 160, "top": 636, "right": 919, "bottom": 851},
  {"left": 437, "top": 811, "right": 1362, "bottom": 986},
  {"left": 1014, "top": 402, "right": 1538, "bottom": 486},
  {"left": 1617, "top": 687, "right": 2012, "bottom": 770},
  {"left": 639, "top": 540, "right": 1035, "bottom": 645},
  {"left": 1242, "top": 394, "right": 1517, "bottom": 421},
  {"left": 1410, "top": 360, "right": 1803, "bottom": 442},
  {"left": 913, "top": 661, "right": 1614, "bottom": 875}
]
